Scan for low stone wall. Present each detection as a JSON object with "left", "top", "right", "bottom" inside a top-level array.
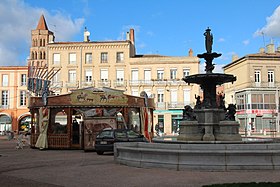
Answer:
[{"left": 114, "top": 142, "right": 280, "bottom": 171}]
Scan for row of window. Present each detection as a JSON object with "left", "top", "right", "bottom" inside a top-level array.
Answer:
[
  {"left": 254, "top": 70, "right": 275, "bottom": 83},
  {"left": 52, "top": 69, "right": 190, "bottom": 83},
  {"left": 1, "top": 74, "right": 27, "bottom": 87},
  {"left": 53, "top": 52, "right": 124, "bottom": 65},
  {"left": 32, "top": 38, "right": 46, "bottom": 47},
  {"left": 236, "top": 93, "right": 277, "bottom": 110},
  {"left": 31, "top": 51, "right": 46, "bottom": 60},
  {"left": 130, "top": 89, "right": 191, "bottom": 106},
  {"left": 0, "top": 90, "right": 27, "bottom": 107}
]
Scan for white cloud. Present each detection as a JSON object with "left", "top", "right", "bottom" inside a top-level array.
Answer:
[
  {"left": 254, "top": 5, "right": 280, "bottom": 37},
  {"left": 121, "top": 24, "right": 147, "bottom": 50},
  {"left": 243, "top": 39, "right": 250, "bottom": 45},
  {"left": 118, "top": 25, "right": 141, "bottom": 41},
  {"left": 0, "top": 0, "right": 84, "bottom": 66},
  {"left": 214, "top": 64, "right": 225, "bottom": 73},
  {"left": 138, "top": 43, "right": 146, "bottom": 49},
  {"left": 199, "top": 63, "right": 225, "bottom": 73},
  {"left": 46, "top": 13, "right": 84, "bottom": 42},
  {"left": 218, "top": 38, "right": 225, "bottom": 42},
  {"left": 122, "top": 25, "right": 140, "bottom": 33},
  {"left": 146, "top": 31, "right": 154, "bottom": 37}
]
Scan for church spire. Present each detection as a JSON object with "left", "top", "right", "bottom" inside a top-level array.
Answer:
[{"left": 36, "top": 14, "right": 48, "bottom": 30}]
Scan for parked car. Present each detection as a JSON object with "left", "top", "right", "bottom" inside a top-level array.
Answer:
[{"left": 95, "top": 128, "right": 148, "bottom": 155}]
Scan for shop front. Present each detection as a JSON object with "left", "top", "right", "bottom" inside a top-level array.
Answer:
[
  {"left": 236, "top": 109, "right": 278, "bottom": 133},
  {"left": 0, "top": 114, "right": 12, "bottom": 135}
]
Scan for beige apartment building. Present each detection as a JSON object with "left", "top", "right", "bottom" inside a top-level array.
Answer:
[
  {"left": 223, "top": 43, "right": 280, "bottom": 133},
  {"left": 0, "top": 66, "right": 30, "bottom": 134},
  {"left": 28, "top": 15, "right": 200, "bottom": 134}
]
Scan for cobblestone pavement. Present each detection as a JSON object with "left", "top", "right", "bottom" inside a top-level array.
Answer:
[{"left": 1, "top": 138, "right": 280, "bottom": 187}]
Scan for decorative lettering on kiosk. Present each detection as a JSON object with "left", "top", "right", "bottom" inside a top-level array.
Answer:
[{"left": 71, "top": 90, "right": 128, "bottom": 105}]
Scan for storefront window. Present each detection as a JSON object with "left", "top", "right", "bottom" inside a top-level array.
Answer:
[
  {"left": 171, "top": 115, "right": 181, "bottom": 133},
  {"left": 19, "top": 116, "right": 31, "bottom": 132},
  {"left": 0, "top": 114, "right": 11, "bottom": 135},
  {"left": 157, "top": 115, "right": 164, "bottom": 133}
]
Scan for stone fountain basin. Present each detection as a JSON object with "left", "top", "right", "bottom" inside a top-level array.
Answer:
[{"left": 114, "top": 140, "right": 280, "bottom": 171}]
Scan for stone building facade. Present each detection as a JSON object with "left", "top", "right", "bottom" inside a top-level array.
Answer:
[
  {"left": 0, "top": 66, "right": 30, "bottom": 134},
  {"left": 28, "top": 15, "right": 200, "bottom": 134},
  {"left": 224, "top": 44, "right": 280, "bottom": 133}
]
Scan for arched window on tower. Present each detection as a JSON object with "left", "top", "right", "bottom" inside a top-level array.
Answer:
[
  {"left": 39, "top": 39, "right": 42, "bottom": 46},
  {"left": 43, "top": 52, "right": 46, "bottom": 59},
  {"left": 31, "top": 52, "right": 34, "bottom": 60},
  {"left": 42, "top": 39, "right": 45, "bottom": 46},
  {"left": 39, "top": 52, "right": 42, "bottom": 59},
  {"left": 34, "top": 52, "right": 37, "bottom": 60}
]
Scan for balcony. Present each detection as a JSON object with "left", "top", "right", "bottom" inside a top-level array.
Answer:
[
  {"left": 167, "top": 79, "right": 184, "bottom": 86},
  {"left": 81, "top": 81, "right": 95, "bottom": 88},
  {"left": 0, "top": 105, "right": 9, "bottom": 109},
  {"left": 113, "top": 80, "right": 127, "bottom": 88},
  {"left": 97, "top": 80, "right": 111, "bottom": 87},
  {"left": 129, "top": 80, "right": 142, "bottom": 86},
  {"left": 65, "top": 81, "right": 79, "bottom": 88},
  {"left": 168, "top": 102, "right": 186, "bottom": 109},
  {"left": 50, "top": 81, "right": 63, "bottom": 89},
  {"left": 129, "top": 79, "right": 185, "bottom": 87},
  {"left": 250, "top": 81, "right": 280, "bottom": 88},
  {"left": 153, "top": 79, "right": 167, "bottom": 86},
  {"left": 156, "top": 102, "right": 167, "bottom": 110},
  {"left": 142, "top": 80, "right": 153, "bottom": 86}
]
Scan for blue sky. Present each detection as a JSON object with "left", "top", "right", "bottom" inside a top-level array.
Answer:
[{"left": 1, "top": 0, "right": 280, "bottom": 72}]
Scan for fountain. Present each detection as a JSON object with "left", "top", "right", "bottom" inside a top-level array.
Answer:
[
  {"left": 114, "top": 28, "right": 280, "bottom": 171},
  {"left": 177, "top": 27, "right": 242, "bottom": 142}
]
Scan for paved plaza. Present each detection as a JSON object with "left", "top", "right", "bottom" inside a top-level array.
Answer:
[{"left": 1, "top": 137, "right": 280, "bottom": 187}]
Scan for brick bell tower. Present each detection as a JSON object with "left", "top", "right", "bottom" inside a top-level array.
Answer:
[{"left": 28, "top": 14, "right": 55, "bottom": 68}]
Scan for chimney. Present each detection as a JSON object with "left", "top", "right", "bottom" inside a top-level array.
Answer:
[
  {"left": 126, "top": 32, "right": 130, "bottom": 40},
  {"left": 188, "top": 49, "right": 193, "bottom": 56},
  {"left": 49, "top": 35, "right": 55, "bottom": 43},
  {"left": 84, "top": 27, "right": 90, "bottom": 42},
  {"left": 232, "top": 54, "right": 239, "bottom": 62},
  {"left": 259, "top": 47, "right": 265, "bottom": 53},
  {"left": 266, "top": 43, "right": 275, "bottom": 54},
  {"left": 129, "top": 29, "right": 135, "bottom": 44}
]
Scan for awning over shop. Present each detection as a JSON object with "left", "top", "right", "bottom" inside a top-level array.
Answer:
[{"left": 154, "top": 110, "right": 183, "bottom": 115}]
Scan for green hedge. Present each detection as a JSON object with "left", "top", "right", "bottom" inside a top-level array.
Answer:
[{"left": 203, "top": 182, "right": 280, "bottom": 187}]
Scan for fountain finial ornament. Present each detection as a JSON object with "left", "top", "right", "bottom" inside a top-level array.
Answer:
[
  {"left": 204, "top": 27, "right": 213, "bottom": 54},
  {"left": 197, "top": 27, "right": 221, "bottom": 73}
]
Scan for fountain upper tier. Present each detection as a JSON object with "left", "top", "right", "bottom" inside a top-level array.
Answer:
[
  {"left": 183, "top": 73, "right": 236, "bottom": 85},
  {"left": 183, "top": 73, "right": 236, "bottom": 109}
]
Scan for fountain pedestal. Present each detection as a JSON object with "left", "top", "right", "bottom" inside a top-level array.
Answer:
[
  {"left": 177, "top": 121, "right": 203, "bottom": 141},
  {"left": 215, "top": 121, "right": 242, "bottom": 141},
  {"left": 178, "top": 108, "right": 242, "bottom": 141}
]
